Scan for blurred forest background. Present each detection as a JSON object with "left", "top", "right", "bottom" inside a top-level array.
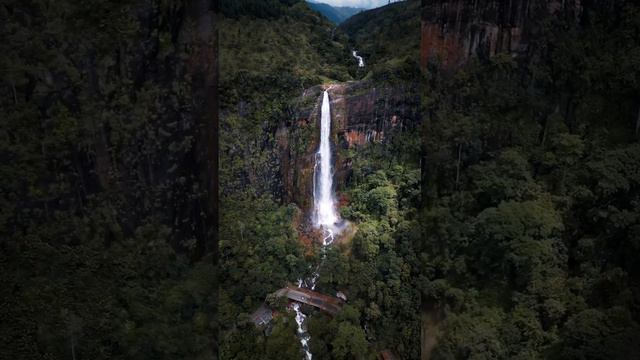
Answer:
[
  {"left": 1, "top": 1, "right": 217, "bottom": 359},
  {"left": 420, "top": 1, "right": 640, "bottom": 359}
]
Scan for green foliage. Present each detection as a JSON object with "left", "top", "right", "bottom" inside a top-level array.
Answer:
[
  {"left": 470, "top": 149, "right": 541, "bottom": 206},
  {"left": 421, "top": 2, "right": 640, "bottom": 359},
  {"left": 307, "top": 306, "right": 373, "bottom": 360},
  {"left": 340, "top": 0, "right": 420, "bottom": 72},
  {"left": 220, "top": 0, "right": 303, "bottom": 19},
  {"left": 220, "top": 2, "right": 353, "bottom": 85},
  {"left": 0, "top": 1, "right": 216, "bottom": 358},
  {"left": 329, "top": 129, "right": 421, "bottom": 358},
  {"left": 218, "top": 1, "right": 356, "bottom": 356},
  {"left": 265, "top": 315, "right": 303, "bottom": 360},
  {"left": 559, "top": 307, "right": 640, "bottom": 359},
  {"left": 219, "top": 196, "right": 304, "bottom": 316},
  {"left": 331, "top": 322, "right": 369, "bottom": 359}
]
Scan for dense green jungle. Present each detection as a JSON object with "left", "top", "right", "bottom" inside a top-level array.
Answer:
[
  {"left": 2, "top": 0, "right": 640, "bottom": 359},
  {"left": 223, "top": 0, "right": 640, "bottom": 359},
  {"left": 420, "top": 1, "right": 640, "bottom": 359},
  {"left": 1, "top": 1, "right": 217, "bottom": 359},
  {"left": 218, "top": 1, "right": 422, "bottom": 359}
]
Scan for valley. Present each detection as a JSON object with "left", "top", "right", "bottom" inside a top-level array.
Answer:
[{"left": 219, "top": 1, "right": 421, "bottom": 359}]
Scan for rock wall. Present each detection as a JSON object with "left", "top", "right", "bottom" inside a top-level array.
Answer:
[
  {"left": 420, "top": 0, "right": 583, "bottom": 70},
  {"left": 329, "top": 82, "right": 419, "bottom": 148},
  {"left": 277, "top": 86, "right": 323, "bottom": 210}
]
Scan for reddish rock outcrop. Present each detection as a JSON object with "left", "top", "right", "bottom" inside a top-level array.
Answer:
[
  {"left": 328, "top": 81, "right": 419, "bottom": 148},
  {"left": 420, "top": 0, "right": 583, "bottom": 71},
  {"left": 277, "top": 86, "right": 324, "bottom": 209},
  {"left": 332, "top": 81, "right": 419, "bottom": 201}
]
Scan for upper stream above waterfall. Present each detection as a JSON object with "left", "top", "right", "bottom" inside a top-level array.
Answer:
[{"left": 352, "top": 50, "right": 365, "bottom": 67}]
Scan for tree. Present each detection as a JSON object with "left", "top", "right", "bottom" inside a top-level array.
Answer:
[
  {"left": 560, "top": 308, "right": 640, "bottom": 359},
  {"left": 331, "top": 322, "right": 369, "bottom": 360},
  {"left": 265, "top": 316, "right": 302, "bottom": 360}
]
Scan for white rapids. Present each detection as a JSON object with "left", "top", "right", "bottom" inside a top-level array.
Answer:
[
  {"left": 293, "top": 301, "right": 313, "bottom": 360},
  {"left": 352, "top": 50, "right": 365, "bottom": 67}
]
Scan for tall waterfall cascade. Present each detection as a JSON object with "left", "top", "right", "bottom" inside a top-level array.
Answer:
[
  {"left": 294, "top": 89, "right": 342, "bottom": 360},
  {"left": 313, "top": 90, "right": 340, "bottom": 245}
]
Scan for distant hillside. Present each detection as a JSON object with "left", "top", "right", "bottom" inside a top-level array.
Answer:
[
  {"left": 220, "top": 0, "right": 304, "bottom": 19},
  {"left": 219, "top": 1, "right": 353, "bottom": 85},
  {"left": 306, "top": 1, "right": 365, "bottom": 24},
  {"left": 340, "top": 0, "right": 420, "bottom": 69}
]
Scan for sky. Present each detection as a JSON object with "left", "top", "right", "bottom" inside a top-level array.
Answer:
[{"left": 307, "top": 0, "right": 397, "bottom": 9}]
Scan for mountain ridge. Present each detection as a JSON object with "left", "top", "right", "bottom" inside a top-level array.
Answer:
[{"left": 306, "top": 1, "right": 365, "bottom": 24}]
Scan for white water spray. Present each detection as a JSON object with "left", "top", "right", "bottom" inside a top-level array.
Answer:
[
  {"left": 293, "top": 301, "right": 313, "bottom": 360},
  {"left": 352, "top": 50, "right": 365, "bottom": 68},
  {"left": 314, "top": 90, "right": 340, "bottom": 244},
  {"left": 294, "top": 89, "right": 342, "bottom": 360}
]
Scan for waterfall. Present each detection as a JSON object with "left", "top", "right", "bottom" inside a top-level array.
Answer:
[
  {"left": 352, "top": 50, "right": 365, "bottom": 68},
  {"left": 313, "top": 90, "right": 339, "bottom": 245},
  {"left": 293, "top": 89, "right": 341, "bottom": 360}
]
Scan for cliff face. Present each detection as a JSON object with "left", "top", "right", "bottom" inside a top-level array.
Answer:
[
  {"left": 275, "top": 86, "right": 320, "bottom": 210},
  {"left": 330, "top": 82, "right": 419, "bottom": 148},
  {"left": 279, "top": 81, "right": 420, "bottom": 210},
  {"left": 420, "top": 0, "right": 583, "bottom": 70}
]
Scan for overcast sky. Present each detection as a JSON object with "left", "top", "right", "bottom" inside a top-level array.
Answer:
[{"left": 308, "top": 0, "right": 396, "bottom": 9}]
